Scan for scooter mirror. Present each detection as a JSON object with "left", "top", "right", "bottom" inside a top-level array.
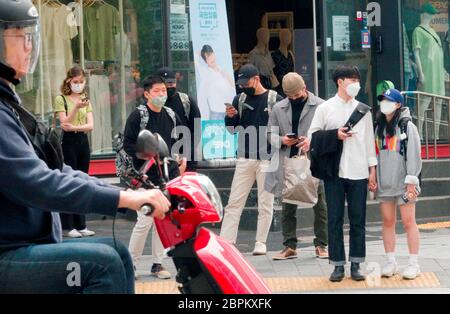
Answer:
[
  {"left": 136, "top": 130, "right": 159, "bottom": 160},
  {"left": 154, "top": 133, "right": 170, "bottom": 159}
]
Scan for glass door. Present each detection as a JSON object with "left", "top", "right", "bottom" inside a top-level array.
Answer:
[{"left": 321, "top": 0, "right": 375, "bottom": 106}]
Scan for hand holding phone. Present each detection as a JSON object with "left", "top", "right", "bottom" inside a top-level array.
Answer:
[
  {"left": 286, "top": 133, "right": 298, "bottom": 139},
  {"left": 225, "top": 103, "right": 238, "bottom": 118}
]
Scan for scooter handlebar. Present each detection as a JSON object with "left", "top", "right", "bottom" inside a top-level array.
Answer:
[{"left": 140, "top": 204, "right": 155, "bottom": 216}]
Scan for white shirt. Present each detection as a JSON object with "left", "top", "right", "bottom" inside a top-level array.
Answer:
[{"left": 308, "top": 95, "right": 378, "bottom": 180}]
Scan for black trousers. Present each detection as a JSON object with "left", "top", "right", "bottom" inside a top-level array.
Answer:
[
  {"left": 324, "top": 177, "right": 368, "bottom": 266},
  {"left": 60, "top": 132, "right": 91, "bottom": 231}
]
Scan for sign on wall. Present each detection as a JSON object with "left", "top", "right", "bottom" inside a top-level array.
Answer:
[
  {"left": 332, "top": 16, "right": 351, "bottom": 52},
  {"left": 170, "top": 14, "right": 190, "bottom": 51}
]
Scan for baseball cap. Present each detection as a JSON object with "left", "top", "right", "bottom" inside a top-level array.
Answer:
[
  {"left": 158, "top": 67, "right": 177, "bottom": 83},
  {"left": 422, "top": 2, "right": 439, "bottom": 15},
  {"left": 377, "top": 88, "right": 405, "bottom": 106},
  {"left": 236, "top": 64, "right": 260, "bottom": 86}
]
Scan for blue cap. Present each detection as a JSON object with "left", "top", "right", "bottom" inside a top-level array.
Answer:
[{"left": 377, "top": 88, "right": 404, "bottom": 106}]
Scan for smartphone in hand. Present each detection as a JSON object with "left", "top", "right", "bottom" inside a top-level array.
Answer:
[
  {"left": 286, "top": 133, "right": 298, "bottom": 139},
  {"left": 81, "top": 94, "right": 89, "bottom": 102}
]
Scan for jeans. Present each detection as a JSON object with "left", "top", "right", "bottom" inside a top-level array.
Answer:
[
  {"left": 281, "top": 189, "right": 328, "bottom": 250},
  {"left": 0, "top": 238, "right": 134, "bottom": 294},
  {"left": 324, "top": 177, "right": 368, "bottom": 266}
]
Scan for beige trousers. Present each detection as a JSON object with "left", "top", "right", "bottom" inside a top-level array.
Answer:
[{"left": 220, "top": 159, "right": 275, "bottom": 244}]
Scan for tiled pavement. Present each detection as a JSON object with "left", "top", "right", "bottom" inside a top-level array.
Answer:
[{"left": 87, "top": 216, "right": 450, "bottom": 293}]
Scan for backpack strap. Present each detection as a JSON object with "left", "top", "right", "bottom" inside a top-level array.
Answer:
[
  {"left": 137, "top": 104, "right": 150, "bottom": 132},
  {"left": 238, "top": 93, "right": 247, "bottom": 117},
  {"left": 267, "top": 90, "right": 278, "bottom": 114},
  {"left": 178, "top": 92, "right": 191, "bottom": 120},
  {"left": 398, "top": 117, "right": 411, "bottom": 160},
  {"left": 164, "top": 106, "right": 178, "bottom": 139}
]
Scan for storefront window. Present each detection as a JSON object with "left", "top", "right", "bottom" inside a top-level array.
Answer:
[
  {"left": 16, "top": 0, "right": 165, "bottom": 157},
  {"left": 401, "top": 0, "right": 449, "bottom": 142}
]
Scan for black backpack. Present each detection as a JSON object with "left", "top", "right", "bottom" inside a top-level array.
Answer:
[{"left": 5, "top": 100, "right": 64, "bottom": 171}]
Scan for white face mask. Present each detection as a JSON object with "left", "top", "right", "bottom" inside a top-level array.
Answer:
[
  {"left": 380, "top": 100, "right": 398, "bottom": 115},
  {"left": 152, "top": 96, "right": 168, "bottom": 108},
  {"left": 345, "top": 82, "right": 361, "bottom": 98},
  {"left": 70, "top": 82, "right": 85, "bottom": 94}
]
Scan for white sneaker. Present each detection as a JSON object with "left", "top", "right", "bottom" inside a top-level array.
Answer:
[
  {"left": 253, "top": 242, "right": 267, "bottom": 256},
  {"left": 381, "top": 261, "right": 399, "bottom": 278},
  {"left": 78, "top": 229, "right": 96, "bottom": 237},
  {"left": 402, "top": 264, "right": 421, "bottom": 280},
  {"left": 66, "top": 229, "right": 83, "bottom": 238}
]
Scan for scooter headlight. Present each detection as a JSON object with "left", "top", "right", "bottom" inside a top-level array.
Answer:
[{"left": 196, "top": 174, "right": 223, "bottom": 219}]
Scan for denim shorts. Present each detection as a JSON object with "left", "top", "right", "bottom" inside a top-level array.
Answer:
[{"left": 377, "top": 196, "right": 417, "bottom": 206}]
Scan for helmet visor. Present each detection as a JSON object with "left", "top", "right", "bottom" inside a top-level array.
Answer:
[{"left": 1, "top": 23, "right": 40, "bottom": 75}]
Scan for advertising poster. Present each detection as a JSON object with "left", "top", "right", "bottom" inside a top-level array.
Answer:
[{"left": 190, "top": 0, "right": 237, "bottom": 159}]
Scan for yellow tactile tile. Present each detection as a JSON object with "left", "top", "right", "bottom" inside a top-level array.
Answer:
[
  {"left": 135, "top": 272, "right": 440, "bottom": 294},
  {"left": 418, "top": 221, "right": 450, "bottom": 230}
]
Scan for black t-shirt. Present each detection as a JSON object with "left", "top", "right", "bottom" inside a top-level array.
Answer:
[
  {"left": 290, "top": 97, "right": 307, "bottom": 157},
  {"left": 165, "top": 92, "right": 202, "bottom": 170},
  {"left": 165, "top": 92, "right": 201, "bottom": 130},
  {"left": 225, "top": 91, "right": 283, "bottom": 160},
  {"left": 123, "top": 105, "right": 181, "bottom": 184}
]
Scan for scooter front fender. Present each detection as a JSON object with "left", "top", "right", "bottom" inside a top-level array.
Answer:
[{"left": 194, "top": 228, "right": 272, "bottom": 294}]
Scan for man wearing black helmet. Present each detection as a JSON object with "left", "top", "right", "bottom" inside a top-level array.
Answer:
[{"left": 0, "top": 0, "right": 170, "bottom": 294}]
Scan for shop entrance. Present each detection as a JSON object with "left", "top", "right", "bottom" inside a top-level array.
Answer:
[{"left": 226, "top": 0, "right": 318, "bottom": 96}]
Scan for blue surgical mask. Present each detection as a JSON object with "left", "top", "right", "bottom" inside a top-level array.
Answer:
[{"left": 152, "top": 96, "right": 168, "bottom": 108}]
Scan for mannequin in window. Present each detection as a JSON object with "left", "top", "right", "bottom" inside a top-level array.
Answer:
[
  {"left": 248, "top": 27, "right": 279, "bottom": 90},
  {"left": 272, "top": 29, "right": 295, "bottom": 96},
  {"left": 412, "top": 3, "right": 446, "bottom": 140}
]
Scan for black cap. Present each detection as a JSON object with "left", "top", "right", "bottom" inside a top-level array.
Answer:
[
  {"left": 236, "top": 64, "right": 260, "bottom": 86},
  {"left": 157, "top": 67, "right": 177, "bottom": 84}
]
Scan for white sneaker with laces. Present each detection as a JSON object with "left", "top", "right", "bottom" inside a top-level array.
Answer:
[
  {"left": 79, "top": 229, "right": 96, "bottom": 237},
  {"left": 402, "top": 264, "right": 421, "bottom": 280},
  {"left": 253, "top": 242, "right": 267, "bottom": 256},
  {"left": 381, "top": 261, "right": 399, "bottom": 278},
  {"left": 66, "top": 229, "right": 83, "bottom": 238}
]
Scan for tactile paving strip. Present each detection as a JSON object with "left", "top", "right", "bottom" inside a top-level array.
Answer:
[
  {"left": 418, "top": 221, "right": 450, "bottom": 230},
  {"left": 135, "top": 272, "right": 440, "bottom": 294}
]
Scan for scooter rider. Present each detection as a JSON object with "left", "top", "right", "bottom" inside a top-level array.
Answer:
[{"left": 0, "top": 0, "right": 169, "bottom": 294}]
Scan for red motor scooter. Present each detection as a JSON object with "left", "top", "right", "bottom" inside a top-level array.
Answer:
[{"left": 133, "top": 130, "right": 271, "bottom": 294}]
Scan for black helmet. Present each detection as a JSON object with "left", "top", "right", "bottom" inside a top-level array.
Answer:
[{"left": 0, "top": 0, "right": 40, "bottom": 85}]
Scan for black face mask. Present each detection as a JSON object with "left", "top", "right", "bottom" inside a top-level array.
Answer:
[
  {"left": 167, "top": 87, "right": 177, "bottom": 98},
  {"left": 242, "top": 87, "right": 256, "bottom": 96},
  {"left": 290, "top": 96, "right": 307, "bottom": 106}
]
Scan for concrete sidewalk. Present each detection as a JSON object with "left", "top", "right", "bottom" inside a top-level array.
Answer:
[{"left": 88, "top": 216, "right": 450, "bottom": 293}]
